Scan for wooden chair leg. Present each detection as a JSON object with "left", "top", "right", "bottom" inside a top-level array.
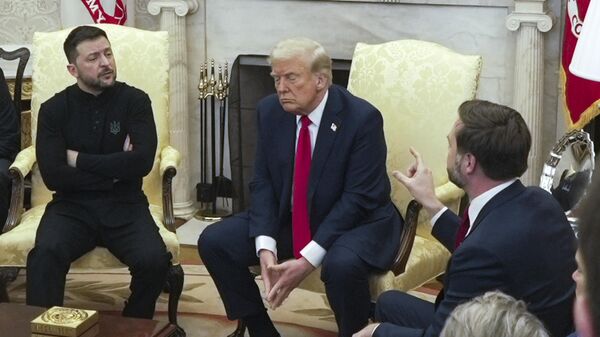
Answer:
[
  {"left": 166, "top": 264, "right": 185, "bottom": 337},
  {"left": 0, "top": 267, "right": 20, "bottom": 303},
  {"left": 227, "top": 319, "right": 247, "bottom": 337}
]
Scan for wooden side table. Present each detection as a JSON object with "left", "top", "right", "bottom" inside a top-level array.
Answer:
[{"left": 0, "top": 303, "right": 177, "bottom": 337}]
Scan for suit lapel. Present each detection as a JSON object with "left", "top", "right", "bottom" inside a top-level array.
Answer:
[
  {"left": 308, "top": 86, "right": 342, "bottom": 203},
  {"left": 276, "top": 108, "right": 297, "bottom": 216},
  {"left": 438, "top": 180, "right": 526, "bottom": 307},
  {"left": 468, "top": 180, "right": 526, "bottom": 237}
]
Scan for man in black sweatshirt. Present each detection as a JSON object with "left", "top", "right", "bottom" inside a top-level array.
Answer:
[
  {"left": 26, "top": 25, "right": 171, "bottom": 319},
  {"left": 0, "top": 68, "right": 20, "bottom": 228}
]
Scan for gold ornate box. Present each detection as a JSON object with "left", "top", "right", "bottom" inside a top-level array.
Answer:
[{"left": 31, "top": 306, "right": 98, "bottom": 337}]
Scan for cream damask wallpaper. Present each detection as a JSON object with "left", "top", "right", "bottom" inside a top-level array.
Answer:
[{"left": 0, "top": 0, "right": 61, "bottom": 44}]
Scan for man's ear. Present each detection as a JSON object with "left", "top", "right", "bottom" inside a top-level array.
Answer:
[
  {"left": 462, "top": 153, "right": 474, "bottom": 173},
  {"left": 66, "top": 64, "right": 78, "bottom": 78},
  {"left": 315, "top": 73, "right": 327, "bottom": 90}
]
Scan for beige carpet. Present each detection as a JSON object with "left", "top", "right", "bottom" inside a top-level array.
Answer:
[
  {"left": 7, "top": 265, "right": 338, "bottom": 336},
  {"left": 8, "top": 265, "right": 436, "bottom": 336}
]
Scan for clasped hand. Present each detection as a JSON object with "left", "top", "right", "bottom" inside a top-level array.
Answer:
[{"left": 259, "top": 250, "right": 314, "bottom": 310}]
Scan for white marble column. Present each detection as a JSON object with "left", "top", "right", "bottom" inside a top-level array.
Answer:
[
  {"left": 148, "top": 0, "right": 199, "bottom": 219},
  {"left": 506, "top": 0, "right": 553, "bottom": 186}
]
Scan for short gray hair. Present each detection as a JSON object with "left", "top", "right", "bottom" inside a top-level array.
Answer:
[
  {"left": 268, "top": 37, "right": 332, "bottom": 86},
  {"left": 440, "top": 291, "right": 549, "bottom": 337}
]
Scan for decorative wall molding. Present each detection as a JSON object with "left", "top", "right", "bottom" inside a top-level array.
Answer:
[
  {"left": 148, "top": 0, "right": 199, "bottom": 16},
  {"left": 148, "top": 0, "right": 199, "bottom": 219},
  {"left": 296, "top": 0, "right": 513, "bottom": 6},
  {"left": 506, "top": 0, "right": 555, "bottom": 185},
  {"left": 506, "top": 12, "right": 554, "bottom": 32}
]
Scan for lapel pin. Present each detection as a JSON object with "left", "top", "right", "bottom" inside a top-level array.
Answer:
[{"left": 330, "top": 123, "right": 337, "bottom": 132}]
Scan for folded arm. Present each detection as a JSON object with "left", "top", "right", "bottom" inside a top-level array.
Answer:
[
  {"left": 36, "top": 102, "right": 113, "bottom": 192},
  {"left": 74, "top": 94, "right": 157, "bottom": 180}
]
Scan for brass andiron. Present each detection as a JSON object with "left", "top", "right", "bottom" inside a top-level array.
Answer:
[{"left": 195, "top": 59, "right": 232, "bottom": 221}]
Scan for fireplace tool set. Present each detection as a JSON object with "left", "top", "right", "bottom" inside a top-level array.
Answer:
[{"left": 195, "top": 59, "right": 232, "bottom": 220}]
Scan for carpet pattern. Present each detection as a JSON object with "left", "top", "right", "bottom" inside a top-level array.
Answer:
[
  {"left": 7, "top": 265, "right": 436, "bottom": 336},
  {"left": 7, "top": 265, "right": 338, "bottom": 336}
]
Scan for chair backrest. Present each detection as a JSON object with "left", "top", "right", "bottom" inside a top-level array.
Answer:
[
  {"left": 0, "top": 47, "right": 30, "bottom": 114},
  {"left": 347, "top": 40, "right": 481, "bottom": 219},
  {"left": 29, "top": 24, "right": 170, "bottom": 210}
]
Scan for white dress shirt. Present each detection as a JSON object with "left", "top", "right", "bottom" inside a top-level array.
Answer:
[
  {"left": 430, "top": 179, "right": 518, "bottom": 235},
  {"left": 255, "top": 90, "right": 329, "bottom": 267}
]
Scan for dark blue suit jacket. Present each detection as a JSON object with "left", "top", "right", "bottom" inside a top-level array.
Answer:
[
  {"left": 376, "top": 180, "right": 576, "bottom": 337},
  {"left": 247, "top": 84, "right": 402, "bottom": 270}
]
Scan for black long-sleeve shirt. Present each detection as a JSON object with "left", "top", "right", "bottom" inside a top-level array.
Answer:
[
  {"left": 0, "top": 68, "right": 20, "bottom": 160},
  {"left": 36, "top": 82, "right": 157, "bottom": 202}
]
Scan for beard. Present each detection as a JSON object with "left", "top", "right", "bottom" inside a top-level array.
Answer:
[
  {"left": 447, "top": 155, "right": 466, "bottom": 188},
  {"left": 79, "top": 68, "right": 117, "bottom": 92}
]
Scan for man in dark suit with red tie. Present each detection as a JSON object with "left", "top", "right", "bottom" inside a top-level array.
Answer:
[
  {"left": 354, "top": 100, "right": 576, "bottom": 337},
  {"left": 198, "top": 38, "right": 403, "bottom": 337}
]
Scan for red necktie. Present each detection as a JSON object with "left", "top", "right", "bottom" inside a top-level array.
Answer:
[
  {"left": 292, "top": 116, "right": 312, "bottom": 258},
  {"left": 454, "top": 207, "right": 470, "bottom": 249}
]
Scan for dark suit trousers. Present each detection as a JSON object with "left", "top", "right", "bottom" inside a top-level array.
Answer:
[
  {"left": 198, "top": 212, "right": 377, "bottom": 337},
  {"left": 26, "top": 199, "right": 171, "bottom": 319},
  {"left": 373, "top": 291, "right": 435, "bottom": 337}
]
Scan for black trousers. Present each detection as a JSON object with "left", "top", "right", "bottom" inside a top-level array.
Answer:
[
  {"left": 26, "top": 198, "right": 171, "bottom": 319},
  {"left": 198, "top": 212, "right": 377, "bottom": 337},
  {"left": 0, "top": 158, "right": 11, "bottom": 227}
]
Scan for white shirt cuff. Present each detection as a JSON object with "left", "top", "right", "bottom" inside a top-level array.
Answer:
[
  {"left": 300, "top": 240, "right": 327, "bottom": 267},
  {"left": 371, "top": 323, "right": 382, "bottom": 337},
  {"left": 255, "top": 235, "right": 277, "bottom": 258},
  {"left": 430, "top": 206, "right": 448, "bottom": 227}
]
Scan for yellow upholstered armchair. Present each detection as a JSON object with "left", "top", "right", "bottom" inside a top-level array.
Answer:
[
  {"left": 347, "top": 40, "right": 482, "bottom": 291},
  {"left": 0, "top": 24, "right": 184, "bottom": 333}
]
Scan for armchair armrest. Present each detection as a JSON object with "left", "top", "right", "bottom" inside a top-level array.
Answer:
[
  {"left": 160, "top": 146, "right": 181, "bottom": 233},
  {"left": 3, "top": 146, "right": 36, "bottom": 233},
  {"left": 390, "top": 200, "right": 421, "bottom": 276},
  {"left": 435, "top": 181, "right": 464, "bottom": 205},
  {"left": 414, "top": 181, "right": 464, "bottom": 240}
]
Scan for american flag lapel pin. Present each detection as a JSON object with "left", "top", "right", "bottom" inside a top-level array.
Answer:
[{"left": 330, "top": 123, "right": 337, "bottom": 132}]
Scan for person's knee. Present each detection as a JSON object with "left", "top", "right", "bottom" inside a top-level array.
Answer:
[
  {"left": 374, "top": 290, "right": 402, "bottom": 321},
  {"left": 27, "top": 241, "right": 70, "bottom": 269},
  {"left": 197, "top": 222, "right": 224, "bottom": 259},
  {"left": 321, "top": 248, "right": 368, "bottom": 285},
  {"left": 129, "top": 247, "right": 171, "bottom": 275}
]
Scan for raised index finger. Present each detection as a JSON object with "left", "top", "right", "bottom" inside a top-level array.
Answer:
[{"left": 409, "top": 146, "right": 423, "bottom": 166}]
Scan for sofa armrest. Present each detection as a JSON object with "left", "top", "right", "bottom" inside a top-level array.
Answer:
[
  {"left": 160, "top": 146, "right": 180, "bottom": 233},
  {"left": 3, "top": 146, "right": 36, "bottom": 233}
]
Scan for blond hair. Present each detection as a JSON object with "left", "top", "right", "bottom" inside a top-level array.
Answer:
[
  {"left": 440, "top": 291, "right": 549, "bottom": 337},
  {"left": 268, "top": 37, "right": 332, "bottom": 86}
]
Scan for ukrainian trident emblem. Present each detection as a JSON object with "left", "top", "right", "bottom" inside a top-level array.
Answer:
[{"left": 110, "top": 121, "right": 121, "bottom": 135}]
